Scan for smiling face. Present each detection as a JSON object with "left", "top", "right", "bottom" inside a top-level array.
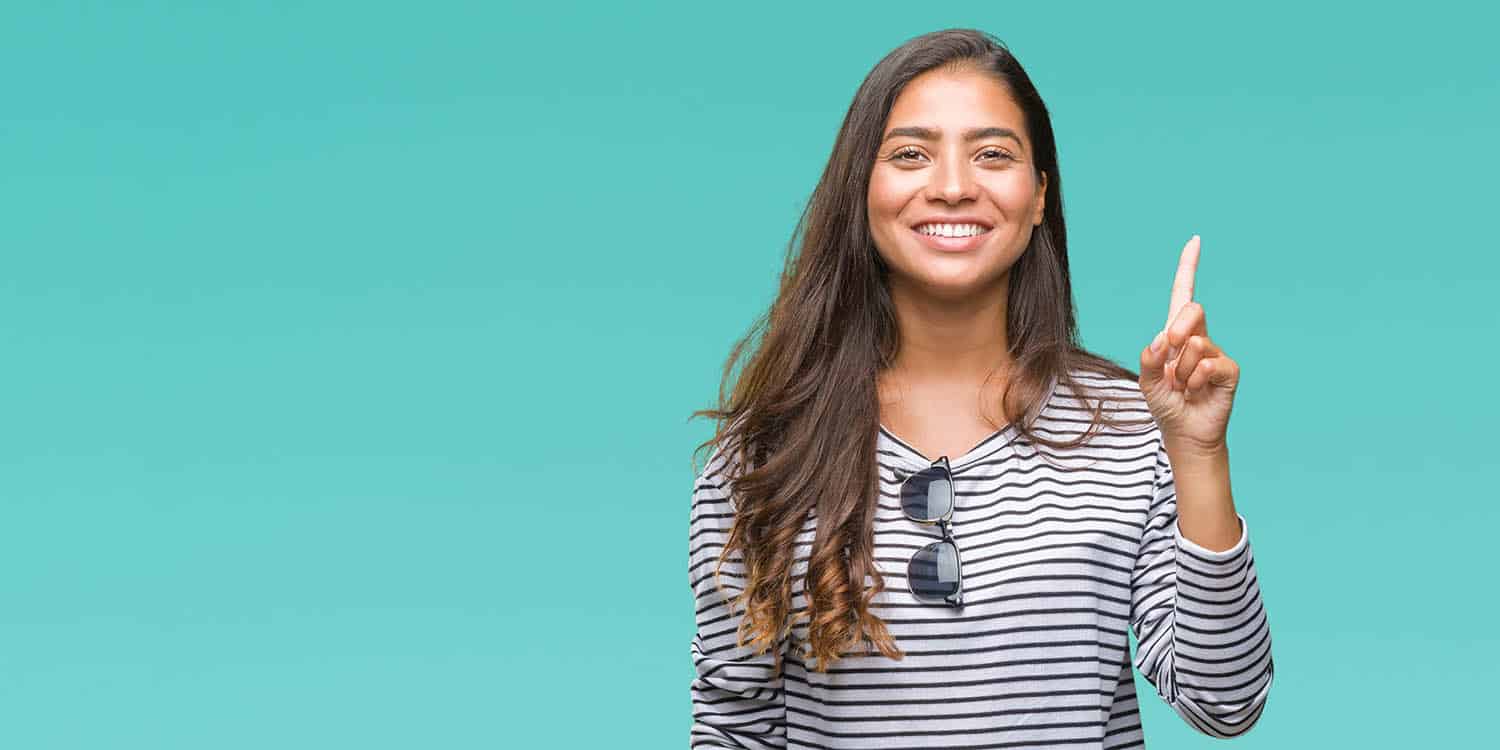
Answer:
[{"left": 867, "top": 66, "right": 1047, "bottom": 300}]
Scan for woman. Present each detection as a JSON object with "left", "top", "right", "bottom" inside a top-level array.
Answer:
[{"left": 688, "top": 29, "right": 1273, "bottom": 748}]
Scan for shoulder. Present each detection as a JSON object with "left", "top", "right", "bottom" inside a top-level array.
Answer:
[
  {"left": 1054, "top": 369, "right": 1148, "bottom": 411},
  {"left": 692, "top": 439, "right": 745, "bottom": 513},
  {"left": 1035, "top": 367, "right": 1160, "bottom": 445}
]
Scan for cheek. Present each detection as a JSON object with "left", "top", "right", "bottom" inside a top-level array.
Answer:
[
  {"left": 983, "top": 173, "right": 1041, "bottom": 214},
  {"left": 867, "top": 168, "right": 913, "bottom": 222}
]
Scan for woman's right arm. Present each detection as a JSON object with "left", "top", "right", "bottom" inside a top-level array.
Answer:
[{"left": 688, "top": 446, "right": 789, "bottom": 749}]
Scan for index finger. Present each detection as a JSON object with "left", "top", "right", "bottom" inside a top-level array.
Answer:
[{"left": 1166, "top": 234, "right": 1201, "bottom": 327}]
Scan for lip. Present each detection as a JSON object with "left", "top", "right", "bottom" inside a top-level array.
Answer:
[
  {"left": 909, "top": 224, "right": 993, "bottom": 253},
  {"left": 911, "top": 215, "right": 994, "bottom": 231}
]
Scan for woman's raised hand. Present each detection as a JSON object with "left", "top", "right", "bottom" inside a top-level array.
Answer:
[{"left": 1138, "top": 235, "right": 1241, "bottom": 455}]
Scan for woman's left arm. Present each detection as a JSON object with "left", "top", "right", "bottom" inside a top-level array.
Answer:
[
  {"left": 1130, "top": 432, "right": 1274, "bottom": 737},
  {"left": 1139, "top": 234, "right": 1247, "bottom": 553},
  {"left": 1131, "top": 234, "right": 1276, "bottom": 735}
]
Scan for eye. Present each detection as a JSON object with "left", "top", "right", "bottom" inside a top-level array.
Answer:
[
  {"left": 980, "top": 148, "right": 1015, "bottom": 161},
  {"left": 891, "top": 147, "right": 925, "bottom": 162}
]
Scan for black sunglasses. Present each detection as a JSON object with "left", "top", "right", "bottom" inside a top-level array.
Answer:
[{"left": 898, "top": 455, "right": 964, "bottom": 608}]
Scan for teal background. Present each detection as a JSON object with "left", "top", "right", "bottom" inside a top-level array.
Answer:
[{"left": 2, "top": 1, "right": 1495, "bottom": 747}]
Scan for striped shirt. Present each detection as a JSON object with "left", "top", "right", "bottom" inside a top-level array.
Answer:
[{"left": 688, "top": 371, "right": 1274, "bottom": 748}]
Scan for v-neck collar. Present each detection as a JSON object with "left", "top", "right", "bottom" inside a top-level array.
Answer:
[
  {"left": 877, "top": 372, "right": 1059, "bottom": 474},
  {"left": 878, "top": 421, "right": 1014, "bottom": 471}
]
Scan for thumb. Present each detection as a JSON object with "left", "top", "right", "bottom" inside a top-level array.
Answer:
[{"left": 1139, "top": 329, "right": 1171, "bottom": 392}]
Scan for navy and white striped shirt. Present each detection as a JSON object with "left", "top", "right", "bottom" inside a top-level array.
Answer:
[{"left": 688, "top": 371, "right": 1274, "bottom": 748}]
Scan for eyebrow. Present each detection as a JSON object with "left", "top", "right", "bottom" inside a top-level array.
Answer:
[{"left": 882, "top": 126, "right": 1023, "bottom": 147}]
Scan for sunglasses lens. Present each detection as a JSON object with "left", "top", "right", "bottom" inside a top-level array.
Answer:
[
  {"left": 900, "top": 467, "right": 953, "bottom": 522},
  {"left": 908, "top": 540, "right": 961, "bottom": 601}
]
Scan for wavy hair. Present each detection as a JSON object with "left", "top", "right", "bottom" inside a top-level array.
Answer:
[{"left": 690, "top": 28, "right": 1151, "bottom": 674}]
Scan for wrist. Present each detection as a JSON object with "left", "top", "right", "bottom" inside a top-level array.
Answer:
[{"left": 1163, "top": 434, "right": 1228, "bottom": 464}]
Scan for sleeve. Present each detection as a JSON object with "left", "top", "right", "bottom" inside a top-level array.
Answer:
[
  {"left": 688, "top": 446, "right": 789, "bottom": 749},
  {"left": 1130, "top": 431, "right": 1275, "bottom": 737}
]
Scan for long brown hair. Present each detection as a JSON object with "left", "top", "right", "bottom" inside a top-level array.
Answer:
[{"left": 690, "top": 28, "right": 1151, "bottom": 674}]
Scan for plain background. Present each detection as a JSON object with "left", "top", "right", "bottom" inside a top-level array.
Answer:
[{"left": 2, "top": 1, "right": 1495, "bottom": 747}]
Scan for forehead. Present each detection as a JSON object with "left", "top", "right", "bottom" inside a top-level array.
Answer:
[{"left": 885, "top": 68, "right": 1026, "bottom": 138}]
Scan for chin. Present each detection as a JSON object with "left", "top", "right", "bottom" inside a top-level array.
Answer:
[
  {"left": 912, "top": 268, "right": 997, "bottom": 298},
  {"left": 919, "top": 249, "right": 1016, "bottom": 287}
]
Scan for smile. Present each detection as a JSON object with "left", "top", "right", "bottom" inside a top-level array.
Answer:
[{"left": 910, "top": 223, "right": 992, "bottom": 253}]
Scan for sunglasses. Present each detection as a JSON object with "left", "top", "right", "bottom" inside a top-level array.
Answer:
[{"left": 898, "top": 455, "right": 964, "bottom": 608}]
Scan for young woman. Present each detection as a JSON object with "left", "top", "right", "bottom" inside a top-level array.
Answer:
[{"left": 688, "top": 29, "right": 1273, "bottom": 749}]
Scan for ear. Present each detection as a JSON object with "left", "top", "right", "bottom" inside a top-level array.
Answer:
[{"left": 1033, "top": 170, "right": 1047, "bottom": 226}]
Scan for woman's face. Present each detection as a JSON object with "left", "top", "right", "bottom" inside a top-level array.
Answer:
[{"left": 867, "top": 67, "right": 1047, "bottom": 300}]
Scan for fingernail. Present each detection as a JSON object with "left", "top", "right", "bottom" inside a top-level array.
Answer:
[{"left": 1150, "top": 330, "right": 1165, "bottom": 353}]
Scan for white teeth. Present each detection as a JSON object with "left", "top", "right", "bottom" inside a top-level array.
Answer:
[{"left": 917, "top": 223, "right": 987, "bottom": 238}]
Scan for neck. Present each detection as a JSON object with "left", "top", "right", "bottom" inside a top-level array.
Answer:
[{"left": 882, "top": 272, "right": 1014, "bottom": 388}]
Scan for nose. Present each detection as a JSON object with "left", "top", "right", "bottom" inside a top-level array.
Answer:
[{"left": 925, "top": 153, "right": 978, "bottom": 205}]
